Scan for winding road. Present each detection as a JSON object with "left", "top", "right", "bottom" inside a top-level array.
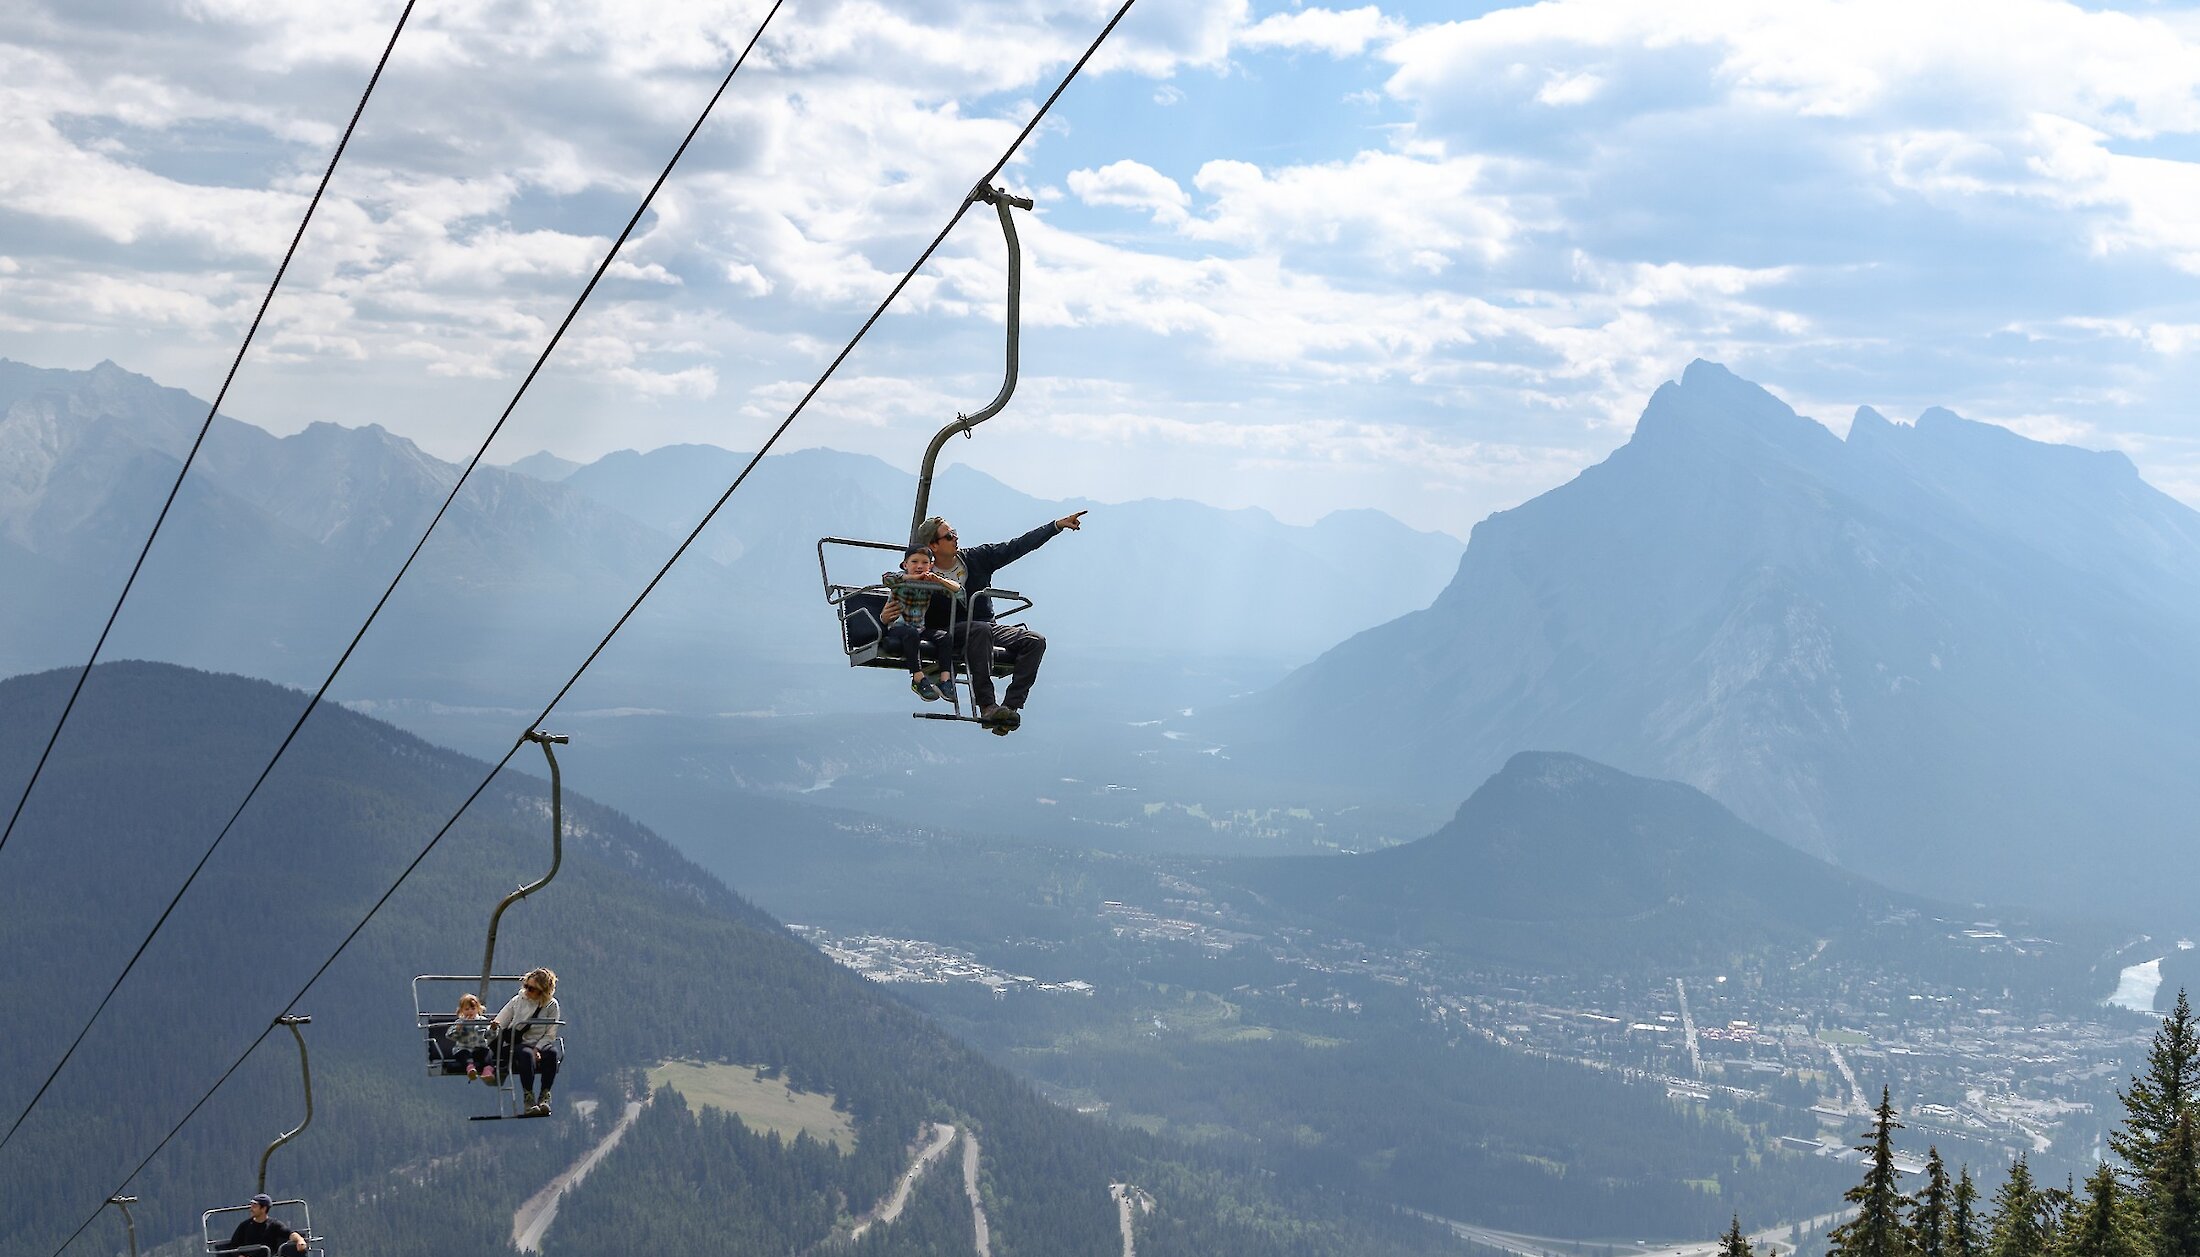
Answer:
[
  {"left": 851, "top": 1122, "right": 960, "bottom": 1241},
  {"left": 511, "top": 1098, "right": 647, "bottom": 1253},
  {"left": 963, "top": 1130, "right": 992, "bottom": 1257}
]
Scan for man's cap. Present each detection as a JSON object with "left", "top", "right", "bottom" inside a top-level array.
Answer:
[
  {"left": 249, "top": 1194, "right": 273, "bottom": 1208},
  {"left": 917, "top": 516, "right": 948, "bottom": 546}
]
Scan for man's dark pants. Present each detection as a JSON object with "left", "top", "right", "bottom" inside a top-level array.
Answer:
[{"left": 964, "top": 622, "right": 1046, "bottom": 711}]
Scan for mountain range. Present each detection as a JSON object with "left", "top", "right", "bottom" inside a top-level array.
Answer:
[
  {"left": 1222, "top": 361, "right": 2200, "bottom": 921},
  {"left": 0, "top": 358, "right": 1461, "bottom": 717},
  {"left": 14, "top": 352, "right": 2200, "bottom": 923}
]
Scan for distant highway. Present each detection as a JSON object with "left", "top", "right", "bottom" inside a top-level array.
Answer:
[
  {"left": 1824, "top": 1042, "right": 1870, "bottom": 1115},
  {"left": 1675, "top": 979, "right": 1703, "bottom": 1079}
]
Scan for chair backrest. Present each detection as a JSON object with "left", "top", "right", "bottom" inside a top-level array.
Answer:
[{"left": 839, "top": 590, "right": 886, "bottom": 652}]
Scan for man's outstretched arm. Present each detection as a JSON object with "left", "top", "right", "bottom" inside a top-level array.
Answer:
[{"left": 967, "top": 512, "right": 1085, "bottom": 576}]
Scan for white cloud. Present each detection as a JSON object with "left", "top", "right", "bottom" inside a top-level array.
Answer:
[
  {"left": 1181, "top": 150, "right": 1518, "bottom": 272},
  {"left": 2019, "top": 114, "right": 2200, "bottom": 273},
  {"left": 2028, "top": 316, "right": 2200, "bottom": 356},
  {"left": 1238, "top": 6, "right": 1405, "bottom": 58},
  {"left": 1381, "top": 1, "right": 2200, "bottom": 275},
  {"left": 606, "top": 363, "right": 719, "bottom": 399},
  {"left": 1387, "top": 1, "right": 2200, "bottom": 134},
  {"left": 1089, "top": 0, "right": 1246, "bottom": 78},
  {"left": 1067, "top": 160, "right": 1189, "bottom": 224},
  {"left": 724, "top": 262, "right": 773, "bottom": 295},
  {"left": 1535, "top": 71, "right": 1603, "bottom": 107}
]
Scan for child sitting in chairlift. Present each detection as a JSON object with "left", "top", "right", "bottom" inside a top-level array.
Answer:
[{"left": 881, "top": 545, "right": 960, "bottom": 701}]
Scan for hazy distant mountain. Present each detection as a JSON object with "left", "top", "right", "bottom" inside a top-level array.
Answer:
[
  {"left": 545, "top": 442, "right": 1466, "bottom": 665},
  {"left": 1230, "top": 752, "right": 1911, "bottom": 971},
  {"left": 501, "top": 449, "right": 581, "bottom": 481},
  {"left": 0, "top": 359, "right": 741, "bottom": 705},
  {"left": 1, "top": 359, "right": 1459, "bottom": 720},
  {"left": 1225, "top": 361, "right": 2200, "bottom": 919}
]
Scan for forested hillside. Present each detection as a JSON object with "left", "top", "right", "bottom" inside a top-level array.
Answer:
[{"left": 0, "top": 662, "right": 1461, "bottom": 1256}]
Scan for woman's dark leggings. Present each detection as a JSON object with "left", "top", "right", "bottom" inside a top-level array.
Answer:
[{"left": 513, "top": 1042, "right": 560, "bottom": 1092}]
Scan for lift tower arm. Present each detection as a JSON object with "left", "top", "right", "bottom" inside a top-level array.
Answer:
[{"left": 910, "top": 183, "right": 1032, "bottom": 544}]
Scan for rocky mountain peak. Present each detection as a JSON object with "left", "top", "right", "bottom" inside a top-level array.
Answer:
[
  {"left": 1232, "top": 362, "right": 2200, "bottom": 919},
  {"left": 1625, "top": 358, "right": 1844, "bottom": 469}
]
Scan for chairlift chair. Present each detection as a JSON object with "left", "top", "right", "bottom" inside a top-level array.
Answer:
[
  {"left": 412, "top": 730, "right": 570, "bottom": 1120},
  {"left": 817, "top": 535, "right": 1032, "bottom": 722},
  {"left": 817, "top": 182, "right": 1041, "bottom": 727},
  {"left": 202, "top": 1199, "right": 322, "bottom": 1257},
  {"left": 202, "top": 1015, "right": 325, "bottom": 1256}
]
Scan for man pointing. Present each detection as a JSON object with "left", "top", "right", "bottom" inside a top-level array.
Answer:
[{"left": 886, "top": 510, "right": 1085, "bottom": 731}]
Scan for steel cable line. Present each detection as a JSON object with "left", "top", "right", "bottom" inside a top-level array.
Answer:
[
  {"left": 0, "top": 1, "right": 419, "bottom": 864},
  {"left": 0, "top": 0, "right": 786, "bottom": 1162},
  {"left": 44, "top": 3, "right": 1135, "bottom": 1249}
]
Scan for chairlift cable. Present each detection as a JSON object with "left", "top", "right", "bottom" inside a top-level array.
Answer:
[
  {"left": 0, "top": 0, "right": 419, "bottom": 864},
  {"left": 1, "top": 0, "right": 786, "bottom": 1166},
  {"left": 44, "top": 3, "right": 1136, "bottom": 1247}
]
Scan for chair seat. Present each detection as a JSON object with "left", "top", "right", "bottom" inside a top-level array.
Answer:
[{"left": 838, "top": 591, "right": 1016, "bottom": 676}]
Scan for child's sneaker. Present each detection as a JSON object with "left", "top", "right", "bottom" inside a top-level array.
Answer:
[
  {"left": 466, "top": 1063, "right": 479, "bottom": 1080},
  {"left": 913, "top": 675, "right": 941, "bottom": 702},
  {"left": 480, "top": 1067, "right": 496, "bottom": 1085}
]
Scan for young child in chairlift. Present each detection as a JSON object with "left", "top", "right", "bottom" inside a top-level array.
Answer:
[
  {"left": 882, "top": 544, "right": 960, "bottom": 701},
  {"left": 454, "top": 993, "right": 494, "bottom": 1083}
]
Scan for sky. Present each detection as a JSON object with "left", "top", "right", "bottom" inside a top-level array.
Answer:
[{"left": 5, "top": 0, "right": 2200, "bottom": 536}]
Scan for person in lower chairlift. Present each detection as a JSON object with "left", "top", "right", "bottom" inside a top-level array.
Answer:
[
  {"left": 218, "top": 1193, "right": 308, "bottom": 1255},
  {"left": 490, "top": 967, "right": 562, "bottom": 1116}
]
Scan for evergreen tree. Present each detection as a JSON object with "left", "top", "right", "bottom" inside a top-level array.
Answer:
[
  {"left": 1913, "top": 1148, "right": 1952, "bottom": 1257},
  {"left": 1831, "top": 1089, "right": 1917, "bottom": 1257},
  {"left": 2152, "top": 1112, "right": 2200, "bottom": 1257},
  {"left": 1988, "top": 1157, "right": 2049, "bottom": 1257},
  {"left": 2116, "top": 990, "right": 2200, "bottom": 1204},
  {"left": 1721, "top": 1215, "right": 1754, "bottom": 1257},
  {"left": 2060, "top": 1162, "right": 2144, "bottom": 1257},
  {"left": 2044, "top": 1177, "right": 2079, "bottom": 1246},
  {"left": 1955, "top": 1168, "right": 1985, "bottom": 1257}
]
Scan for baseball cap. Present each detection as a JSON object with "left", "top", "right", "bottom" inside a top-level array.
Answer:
[{"left": 249, "top": 1194, "right": 273, "bottom": 1208}]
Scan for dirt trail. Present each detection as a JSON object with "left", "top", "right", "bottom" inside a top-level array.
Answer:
[
  {"left": 511, "top": 1097, "right": 647, "bottom": 1252},
  {"left": 963, "top": 1131, "right": 991, "bottom": 1257},
  {"left": 850, "top": 1122, "right": 959, "bottom": 1241}
]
